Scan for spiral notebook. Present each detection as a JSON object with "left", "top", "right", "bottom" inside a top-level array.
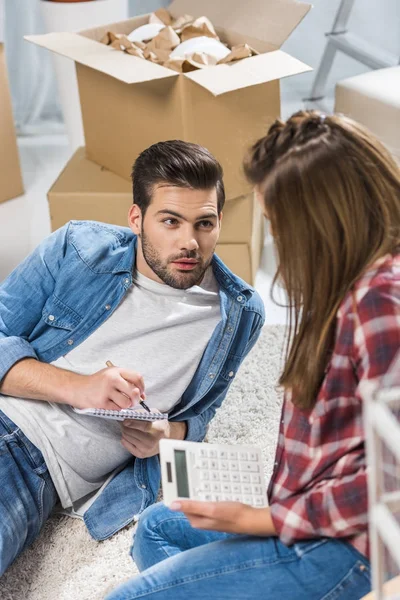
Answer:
[{"left": 73, "top": 407, "right": 168, "bottom": 422}]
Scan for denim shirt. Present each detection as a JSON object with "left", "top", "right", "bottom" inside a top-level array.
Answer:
[{"left": 0, "top": 221, "right": 265, "bottom": 540}]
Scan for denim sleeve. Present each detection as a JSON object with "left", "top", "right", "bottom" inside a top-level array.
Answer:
[
  {"left": 0, "top": 224, "right": 70, "bottom": 381},
  {"left": 185, "top": 310, "right": 265, "bottom": 443}
]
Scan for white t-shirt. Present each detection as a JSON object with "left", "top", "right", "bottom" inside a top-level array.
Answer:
[{"left": 0, "top": 267, "right": 221, "bottom": 508}]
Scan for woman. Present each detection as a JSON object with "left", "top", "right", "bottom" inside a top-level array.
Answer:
[{"left": 106, "top": 111, "right": 400, "bottom": 600}]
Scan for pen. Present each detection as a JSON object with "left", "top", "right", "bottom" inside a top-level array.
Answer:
[{"left": 105, "top": 360, "right": 151, "bottom": 413}]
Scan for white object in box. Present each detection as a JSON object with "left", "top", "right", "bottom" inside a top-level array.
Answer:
[{"left": 26, "top": 0, "right": 312, "bottom": 200}]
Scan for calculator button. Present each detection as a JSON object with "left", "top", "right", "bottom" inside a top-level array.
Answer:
[
  {"left": 242, "top": 484, "right": 252, "bottom": 495},
  {"left": 254, "top": 496, "right": 265, "bottom": 507},
  {"left": 240, "top": 473, "right": 251, "bottom": 483},
  {"left": 231, "top": 472, "right": 240, "bottom": 483},
  {"left": 218, "top": 450, "right": 228, "bottom": 459},
  {"left": 220, "top": 460, "right": 228, "bottom": 470},
  {"left": 202, "top": 482, "right": 211, "bottom": 492},
  {"left": 210, "top": 460, "right": 218, "bottom": 469},
  {"left": 209, "top": 449, "right": 218, "bottom": 458},
  {"left": 200, "top": 471, "right": 209, "bottom": 481},
  {"left": 240, "top": 462, "right": 260, "bottom": 473},
  {"left": 198, "top": 459, "right": 209, "bottom": 469},
  {"left": 250, "top": 474, "right": 261, "bottom": 483},
  {"left": 222, "top": 495, "right": 231, "bottom": 501},
  {"left": 228, "top": 451, "right": 238, "bottom": 459},
  {"left": 199, "top": 448, "right": 208, "bottom": 458},
  {"left": 221, "top": 472, "right": 230, "bottom": 482},
  {"left": 201, "top": 494, "right": 213, "bottom": 501},
  {"left": 222, "top": 483, "right": 231, "bottom": 493},
  {"left": 211, "top": 482, "right": 221, "bottom": 493},
  {"left": 243, "top": 495, "right": 253, "bottom": 505},
  {"left": 232, "top": 484, "right": 241, "bottom": 494},
  {"left": 214, "top": 494, "right": 224, "bottom": 502},
  {"left": 248, "top": 452, "right": 258, "bottom": 461},
  {"left": 232, "top": 495, "right": 242, "bottom": 502},
  {"left": 252, "top": 485, "right": 262, "bottom": 495},
  {"left": 239, "top": 451, "right": 248, "bottom": 461},
  {"left": 210, "top": 471, "right": 220, "bottom": 481},
  {"left": 229, "top": 461, "right": 239, "bottom": 471}
]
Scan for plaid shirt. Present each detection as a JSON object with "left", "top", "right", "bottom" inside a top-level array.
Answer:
[{"left": 268, "top": 253, "right": 400, "bottom": 559}]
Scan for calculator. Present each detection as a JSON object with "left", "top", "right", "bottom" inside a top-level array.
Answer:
[{"left": 159, "top": 439, "right": 268, "bottom": 508}]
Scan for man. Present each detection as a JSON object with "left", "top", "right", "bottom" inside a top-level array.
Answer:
[{"left": 0, "top": 140, "right": 264, "bottom": 576}]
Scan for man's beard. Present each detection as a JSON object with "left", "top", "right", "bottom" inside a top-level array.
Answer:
[{"left": 140, "top": 227, "right": 214, "bottom": 289}]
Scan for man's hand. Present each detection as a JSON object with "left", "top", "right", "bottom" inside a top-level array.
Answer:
[
  {"left": 69, "top": 366, "right": 145, "bottom": 411},
  {"left": 121, "top": 417, "right": 187, "bottom": 459},
  {"left": 169, "top": 500, "right": 277, "bottom": 537}
]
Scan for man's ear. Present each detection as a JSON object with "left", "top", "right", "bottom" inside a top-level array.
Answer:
[{"left": 129, "top": 204, "right": 142, "bottom": 236}]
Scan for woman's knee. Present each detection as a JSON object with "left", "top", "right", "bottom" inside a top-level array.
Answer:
[{"left": 131, "top": 502, "right": 174, "bottom": 566}]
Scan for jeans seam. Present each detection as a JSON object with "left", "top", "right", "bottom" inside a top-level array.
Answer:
[
  {"left": 115, "top": 561, "right": 276, "bottom": 600},
  {"left": 320, "top": 561, "right": 371, "bottom": 600}
]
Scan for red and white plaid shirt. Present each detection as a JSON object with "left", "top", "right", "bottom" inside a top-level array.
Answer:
[{"left": 268, "top": 253, "right": 400, "bottom": 559}]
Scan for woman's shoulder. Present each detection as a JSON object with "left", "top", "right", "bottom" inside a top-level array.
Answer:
[{"left": 339, "top": 253, "right": 400, "bottom": 322}]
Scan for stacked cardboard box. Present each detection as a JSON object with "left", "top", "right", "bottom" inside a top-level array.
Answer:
[
  {"left": 0, "top": 44, "right": 24, "bottom": 204},
  {"left": 31, "top": 0, "right": 311, "bottom": 284}
]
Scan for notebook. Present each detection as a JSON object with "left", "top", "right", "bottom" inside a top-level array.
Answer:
[{"left": 73, "top": 407, "right": 168, "bottom": 422}]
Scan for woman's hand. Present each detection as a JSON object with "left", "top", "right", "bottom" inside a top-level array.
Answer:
[{"left": 169, "top": 500, "right": 277, "bottom": 537}]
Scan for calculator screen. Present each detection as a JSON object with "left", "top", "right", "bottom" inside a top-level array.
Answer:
[{"left": 174, "top": 450, "right": 190, "bottom": 498}]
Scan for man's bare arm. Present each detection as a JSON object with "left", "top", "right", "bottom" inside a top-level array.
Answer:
[{"left": 0, "top": 359, "right": 144, "bottom": 411}]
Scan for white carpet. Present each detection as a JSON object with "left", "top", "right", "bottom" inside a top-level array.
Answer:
[{"left": 0, "top": 325, "right": 285, "bottom": 600}]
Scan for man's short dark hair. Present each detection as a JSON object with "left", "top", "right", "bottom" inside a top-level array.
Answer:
[{"left": 132, "top": 140, "right": 225, "bottom": 215}]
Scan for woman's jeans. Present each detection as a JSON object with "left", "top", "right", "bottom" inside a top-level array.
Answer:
[
  {"left": 106, "top": 502, "right": 371, "bottom": 600},
  {"left": 0, "top": 411, "right": 58, "bottom": 577}
]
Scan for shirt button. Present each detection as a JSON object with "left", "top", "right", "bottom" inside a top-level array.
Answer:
[
  {"left": 237, "top": 295, "right": 243, "bottom": 302},
  {"left": 209, "top": 373, "right": 215, "bottom": 379},
  {"left": 124, "top": 278, "right": 130, "bottom": 285},
  {"left": 229, "top": 371, "right": 235, "bottom": 378},
  {"left": 67, "top": 339, "right": 74, "bottom": 346},
  {"left": 227, "top": 326, "right": 233, "bottom": 333},
  {"left": 141, "top": 484, "right": 147, "bottom": 489},
  {"left": 105, "top": 304, "right": 111, "bottom": 310},
  {"left": 48, "top": 315, "right": 55, "bottom": 321}
]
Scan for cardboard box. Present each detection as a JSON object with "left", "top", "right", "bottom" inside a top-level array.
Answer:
[
  {"left": 27, "top": 0, "right": 311, "bottom": 200},
  {"left": 0, "top": 43, "right": 24, "bottom": 204},
  {"left": 48, "top": 147, "right": 264, "bottom": 284}
]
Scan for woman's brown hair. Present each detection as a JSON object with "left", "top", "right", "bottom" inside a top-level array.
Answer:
[{"left": 244, "top": 110, "right": 400, "bottom": 409}]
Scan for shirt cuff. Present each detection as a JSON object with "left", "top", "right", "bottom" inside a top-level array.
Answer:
[
  {"left": 0, "top": 337, "right": 38, "bottom": 382},
  {"left": 184, "top": 415, "right": 207, "bottom": 442}
]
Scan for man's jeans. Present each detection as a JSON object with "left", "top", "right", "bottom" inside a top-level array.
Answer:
[
  {"left": 106, "top": 502, "right": 372, "bottom": 600},
  {"left": 0, "top": 411, "right": 58, "bottom": 576}
]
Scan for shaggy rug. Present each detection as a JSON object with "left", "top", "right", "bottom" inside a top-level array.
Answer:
[{"left": 0, "top": 325, "right": 285, "bottom": 600}]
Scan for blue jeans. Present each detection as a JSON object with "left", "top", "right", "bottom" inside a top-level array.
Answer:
[
  {"left": 106, "top": 502, "right": 371, "bottom": 600},
  {"left": 0, "top": 411, "right": 58, "bottom": 576}
]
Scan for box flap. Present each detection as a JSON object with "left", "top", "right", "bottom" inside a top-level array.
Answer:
[
  {"left": 168, "top": 0, "right": 311, "bottom": 49},
  {"left": 184, "top": 50, "right": 312, "bottom": 96},
  {"left": 25, "top": 32, "right": 178, "bottom": 85}
]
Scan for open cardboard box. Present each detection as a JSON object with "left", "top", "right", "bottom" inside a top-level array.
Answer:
[
  {"left": 27, "top": 0, "right": 311, "bottom": 200},
  {"left": 48, "top": 148, "right": 264, "bottom": 285},
  {"left": 0, "top": 43, "right": 24, "bottom": 204}
]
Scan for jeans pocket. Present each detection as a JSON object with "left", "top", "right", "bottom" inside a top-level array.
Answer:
[
  {"left": 293, "top": 539, "right": 330, "bottom": 558},
  {"left": 322, "top": 560, "right": 371, "bottom": 600},
  {"left": 16, "top": 429, "right": 49, "bottom": 477}
]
